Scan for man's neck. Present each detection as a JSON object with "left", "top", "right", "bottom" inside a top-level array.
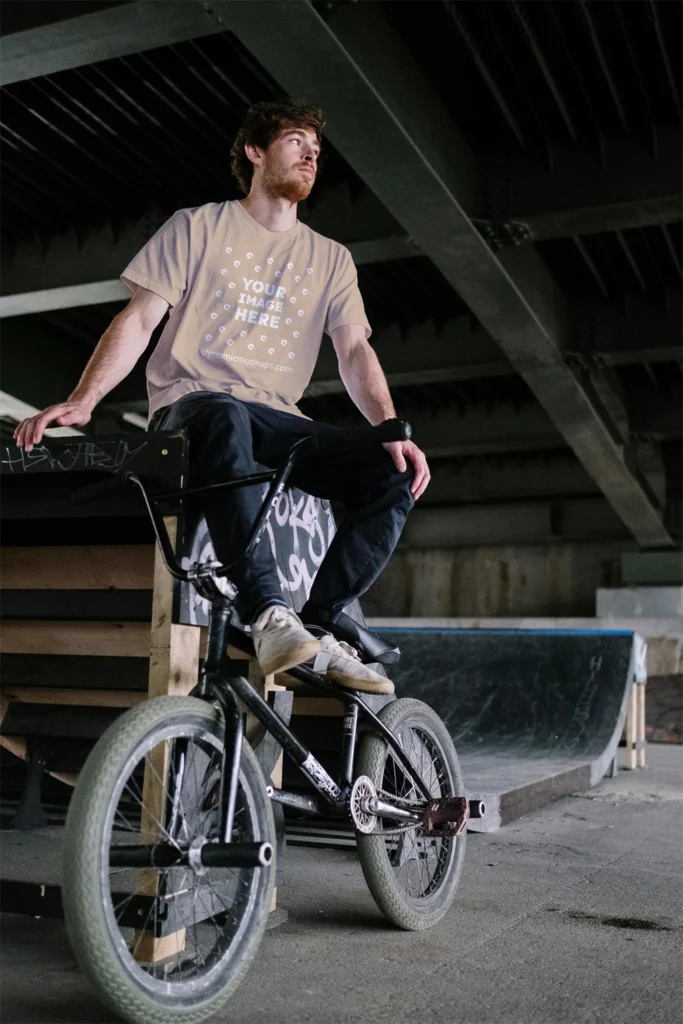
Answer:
[{"left": 239, "top": 192, "right": 298, "bottom": 233}]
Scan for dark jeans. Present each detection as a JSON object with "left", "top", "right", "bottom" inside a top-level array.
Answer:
[{"left": 150, "top": 391, "right": 414, "bottom": 625}]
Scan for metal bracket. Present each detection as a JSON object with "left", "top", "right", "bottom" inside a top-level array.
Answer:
[
  {"left": 11, "top": 738, "right": 49, "bottom": 830},
  {"left": 474, "top": 219, "right": 533, "bottom": 250}
]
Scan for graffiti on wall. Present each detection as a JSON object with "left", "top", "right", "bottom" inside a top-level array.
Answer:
[{"left": 176, "top": 485, "right": 336, "bottom": 627}]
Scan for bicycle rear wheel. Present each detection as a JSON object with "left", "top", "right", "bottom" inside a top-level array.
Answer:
[
  {"left": 62, "top": 696, "right": 275, "bottom": 1024},
  {"left": 355, "top": 697, "right": 466, "bottom": 930}
]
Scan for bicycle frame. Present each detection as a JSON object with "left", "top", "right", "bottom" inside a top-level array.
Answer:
[
  {"left": 123, "top": 438, "right": 433, "bottom": 844},
  {"left": 197, "top": 595, "right": 431, "bottom": 843}
]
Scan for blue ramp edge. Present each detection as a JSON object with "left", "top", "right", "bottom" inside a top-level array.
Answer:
[{"left": 374, "top": 627, "right": 634, "bottom": 637}]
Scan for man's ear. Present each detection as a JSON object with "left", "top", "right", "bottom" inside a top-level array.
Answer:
[{"left": 244, "top": 142, "right": 263, "bottom": 168}]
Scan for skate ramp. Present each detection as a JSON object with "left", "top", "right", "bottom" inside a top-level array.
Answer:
[{"left": 375, "top": 627, "right": 646, "bottom": 831}]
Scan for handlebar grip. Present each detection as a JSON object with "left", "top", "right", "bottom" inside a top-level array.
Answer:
[
  {"left": 70, "top": 472, "right": 131, "bottom": 506},
  {"left": 311, "top": 419, "right": 412, "bottom": 457}
]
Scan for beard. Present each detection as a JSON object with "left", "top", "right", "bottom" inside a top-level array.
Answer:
[{"left": 261, "top": 163, "right": 315, "bottom": 203}]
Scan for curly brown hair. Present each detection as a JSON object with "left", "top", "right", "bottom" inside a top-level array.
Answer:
[{"left": 230, "top": 99, "right": 326, "bottom": 195}]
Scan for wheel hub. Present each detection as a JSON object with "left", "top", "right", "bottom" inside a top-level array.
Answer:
[
  {"left": 349, "top": 775, "right": 378, "bottom": 834},
  {"left": 187, "top": 835, "right": 210, "bottom": 876}
]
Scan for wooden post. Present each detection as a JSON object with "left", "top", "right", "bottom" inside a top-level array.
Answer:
[
  {"left": 636, "top": 683, "right": 646, "bottom": 769},
  {"left": 624, "top": 682, "right": 638, "bottom": 771},
  {"left": 133, "top": 517, "right": 200, "bottom": 963},
  {"left": 148, "top": 518, "right": 201, "bottom": 699}
]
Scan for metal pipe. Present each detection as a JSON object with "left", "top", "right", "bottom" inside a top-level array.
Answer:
[
  {"left": 201, "top": 841, "right": 273, "bottom": 868},
  {"left": 219, "top": 699, "right": 243, "bottom": 844},
  {"left": 266, "top": 786, "right": 325, "bottom": 816},
  {"left": 469, "top": 800, "right": 486, "bottom": 819},
  {"left": 109, "top": 841, "right": 272, "bottom": 869}
]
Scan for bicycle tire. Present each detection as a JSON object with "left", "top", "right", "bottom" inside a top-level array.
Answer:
[
  {"left": 355, "top": 697, "right": 466, "bottom": 931},
  {"left": 62, "top": 696, "right": 275, "bottom": 1024}
]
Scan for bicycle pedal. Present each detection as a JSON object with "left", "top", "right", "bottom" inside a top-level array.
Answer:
[{"left": 422, "top": 796, "right": 469, "bottom": 837}]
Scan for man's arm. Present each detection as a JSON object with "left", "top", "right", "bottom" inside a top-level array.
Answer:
[
  {"left": 331, "top": 324, "right": 430, "bottom": 499},
  {"left": 13, "top": 286, "right": 169, "bottom": 451}
]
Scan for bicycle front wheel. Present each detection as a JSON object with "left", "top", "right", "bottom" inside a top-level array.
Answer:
[
  {"left": 355, "top": 697, "right": 466, "bottom": 931},
  {"left": 62, "top": 696, "right": 275, "bottom": 1024}
]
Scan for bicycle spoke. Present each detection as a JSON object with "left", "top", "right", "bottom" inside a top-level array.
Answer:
[
  {"left": 94, "top": 718, "right": 265, "bottom": 990},
  {"left": 379, "top": 724, "right": 457, "bottom": 900}
]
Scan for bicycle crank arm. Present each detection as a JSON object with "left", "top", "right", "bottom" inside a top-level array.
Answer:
[
  {"left": 109, "top": 841, "right": 273, "bottom": 870},
  {"left": 366, "top": 798, "right": 422, "bottom": 823}
]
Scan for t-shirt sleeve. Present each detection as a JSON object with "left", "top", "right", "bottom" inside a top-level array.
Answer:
[
  {"left": 120, "top": 210, "right": 191, "bottom": 308},
  {"left": 324, "top": 248, "right": 372, "bottom": 339}
]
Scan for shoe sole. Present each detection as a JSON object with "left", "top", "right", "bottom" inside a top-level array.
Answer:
[
  {"left": 326, "top": 666, "right": 395, "bottom": 695},
  {"left": 259, "top": 637, "right": 321, "bottom": 678}
]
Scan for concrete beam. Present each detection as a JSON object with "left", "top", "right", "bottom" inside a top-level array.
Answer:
[
  {"left": 0, "top": 317, "right": 90, "bottom": 411},
  {"left": 0, "top": 315, "right": 147, "bottom": 412},
  {"left": 0, "top": 208, "right": 416, "bottom": 317},
  {"left": 480, "top": 134, "right": 683, "bottom": 241},
  {"left": 306, "top": 315, "right": 511, "bottom": 396},
  {"left": 0, "top": 281, "right": 130, "bottom": 318},
  {"left": 571, "top": 293, "right": 683, "bottom": 368},
  {"left": 631, "top": 394, "right": 683, "bottom": 441},
  {"left": 422, "top": 452, "right": 597, "bottom": 506},
  {"left": 400, "top": 497, "right": 630, "bottom": 548},
  {"left": 0, "top": 391, "right": 82, "bottom": 437},
  {"left": 0, "top": 1, "right": 224, "bottom": 86},
  {"left": 211, "top": 0, "right": 670, "bottom": 547},
  {"left": 321, "top": 403, "right": 566, "bottom": 459}
]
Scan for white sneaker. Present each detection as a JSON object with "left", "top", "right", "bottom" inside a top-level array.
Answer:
[
  {"left": 251, "top": 605, "right": 321, "bottom": 677},
  {"left": 313, "top": 634, "right": 395, "bottom": 695}
]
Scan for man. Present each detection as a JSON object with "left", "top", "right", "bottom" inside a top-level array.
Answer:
[{"left": 14, "top": 99, "right": 430, "bottom": 692}]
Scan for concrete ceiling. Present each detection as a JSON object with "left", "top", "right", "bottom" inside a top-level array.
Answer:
[{"left": 0, "top": 0, "right": 681, "bottom": 548}]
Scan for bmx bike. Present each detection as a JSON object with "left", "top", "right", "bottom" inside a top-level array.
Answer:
[{"left": 61, "top": 419, "right": 478, "bottom": 1024}]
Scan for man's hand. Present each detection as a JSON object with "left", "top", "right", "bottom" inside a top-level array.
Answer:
[
  {"left": 13, "top": 400, "right": 93, "bottom": 452},
  {"left": 384, "top": 439, "right": 431, "bottom": 500}
]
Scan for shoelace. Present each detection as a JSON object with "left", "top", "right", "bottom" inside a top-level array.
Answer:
[
  {"left": 259, "top": 606, "right": 294, "bottom": 631},
  {"left": 322, "top": 635, "right": 362, "bottom": 662}
]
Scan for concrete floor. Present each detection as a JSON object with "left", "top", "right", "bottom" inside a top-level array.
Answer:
[{"left": 1, "top": 745, "right": 681, "bottom": 1024}]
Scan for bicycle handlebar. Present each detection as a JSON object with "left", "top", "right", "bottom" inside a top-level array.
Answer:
[
  {"left": 69, "top": 420, "right": 412, "bottom": 507},
  {"left": 68, "top": 418, "right": 412, "bottom": 584},
  {"left": 308, "top": 418, "right": 411, "bottom": 456}
]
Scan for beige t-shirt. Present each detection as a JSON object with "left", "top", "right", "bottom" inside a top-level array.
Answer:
[{"left": 121, "top": 200, "right": 371, "bottom": 419}]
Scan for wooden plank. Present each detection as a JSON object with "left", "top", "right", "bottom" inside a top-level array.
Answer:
[
  {"left": 0, "top": 590, "right": 153, "bottom": 622},
  {"left": 2, "top": 703, "right": 121, "bottom": 738},
  {"left": 148, "top": 518, "right": 201, "bottom": 698},
  {"left": 291, "top": 697, "right": 345, "bottom": 717},
  {"left": 133, "top": 928, "right": 187, "bottom": 964},
  {"left": 0, "top": 693, "right": 78, "bottom": 786},
  {"left": 135, "top": 517, "right": 199, "bottom": 960},
  {"left": 1, "top": 687, "right": 144, "bottom": 708},
  {"left": 0, "top": 621, "right": 151, "bottom": 657},
  {"left": 0, "top": 654, "right": 149, "bottom": 691},
  {"left": 246, "top": 662, "right": 283, "bottom": 914},
  {"left": 246, "top": 661, "right": 284, "bottom": 783},
  {"left": 1, "top": 546, "right": 154, "bottom": 590}
]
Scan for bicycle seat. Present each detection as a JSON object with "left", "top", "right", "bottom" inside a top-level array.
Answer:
[{"left": 306, "top": 612, "right": 400, "bottom": 667}]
